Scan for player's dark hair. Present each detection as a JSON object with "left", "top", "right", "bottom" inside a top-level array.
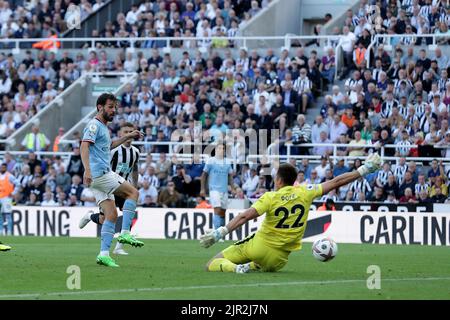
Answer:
[
  {"left": 277, "top": 163, "right": 298, "bottom": 186},
  {"left": 96, "top": 93, "right": 116, "bottom": 111},
  {"left": 121, "top": 122, "right": 134, "bottom": 129}
]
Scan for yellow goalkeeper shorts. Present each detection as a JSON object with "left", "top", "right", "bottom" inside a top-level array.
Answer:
[{"left": 222, "top": 233, "right": 290, "bottom": 272}]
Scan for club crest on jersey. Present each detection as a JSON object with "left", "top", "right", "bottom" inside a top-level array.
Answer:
[
  {"left": 89, "top": 124, "right": 97, "bottom": 133},
  {"left": 306, "top": 184, "right": 316, "bottom": 190}
]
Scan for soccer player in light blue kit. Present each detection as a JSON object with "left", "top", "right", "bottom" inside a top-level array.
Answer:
[
  {"left": 200, "top": 144, "right": 235, "bottom": 231},
  {"left": 80, "top": 93, "right": 143, "bottom": 267}
]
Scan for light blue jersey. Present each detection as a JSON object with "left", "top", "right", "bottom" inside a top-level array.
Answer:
[
  {"left": 203, "top": 157, "right": 232, "bottom": 193},
  {"left": 82, "top": 118, "right": 111, "bottom": 178}
]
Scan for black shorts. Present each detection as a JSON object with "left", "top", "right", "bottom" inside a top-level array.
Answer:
[{"left": 100, "top": 196, "right": 126, "bottom": 215}]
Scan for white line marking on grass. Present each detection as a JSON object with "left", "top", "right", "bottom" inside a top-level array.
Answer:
[{"left": 1, "top": 277, "right": 450, "bottom": 299}]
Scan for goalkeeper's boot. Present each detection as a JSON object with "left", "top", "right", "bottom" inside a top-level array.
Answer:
[
  {"left": 0, "top": 241, "right": 11, "bottom": 252},
  {"left": 96, "top": 255, "right": 119, "bottom": 267},
  {"left": 117, "top": 232, "right": 144, "bottom": 248}
]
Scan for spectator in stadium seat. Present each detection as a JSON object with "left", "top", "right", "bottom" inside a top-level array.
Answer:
[
  {"left": 399, "top": 171, "right": 415, "bottom": 197},
  {"left": 138, "top": 180, "right": 158, "bottom": 206},
  {"left": 26, "top": 192, "right": 40, "bottom": 206},
  {"left": 319, "top": 47, "right": 336, "bottom": 87},
  {"left": 41, "top": 191, "right": 57, "bottom": 207},
  {"left": 21, "top": 125, "right": 50, "bottom": 152},
  {"left": 80, "top": 186, "right": 96, "bottom": 207},
  {"left": 67, "top": 194, "right": 81, "bottom": 207},
  {"left": 418, "top": 190, "right": 433, "bottom": 204},
  {"left": 333, "top": 158, "right": 350, "bottom": 177},
  {"left": 311, "top": 115, "right": 329, "bottom": 144},
  {"left": 427, "top": 159, "right": 441, "bottom": 184},
  {"left": 399, "top": 187, "right": 417, "bottom": 203},
  {"left": 430, "top": 175, "right": 448, "bottom": 198},
  {"left": 66, "top": 147, "right": 83, "bottom": 177},
  {"left": 406, "top": 160, "right": 420, "bottom": 184},
  {"left": 158, "top": 181, "right": 182, "bottom": 208},
  {"left": 370, "top": 186, "right": 386, "bottom": 202},
  {"left": 56, "top": 166, "right": 71, "bottom": 194},
  {"left": 68, "top": 174, "right": 83, "bottom": 201},
  {"left": 313, "top": 131, "right": 333, "bottom": 157},
  {"left": 242, "top": 168, "right": 259, "bottom": 197},
  {"left": 432, "top": 47, "right": 448, "bottom": 72},
  {"left": 172, "top": 164, "right": 192, "bottom": 195},
  {"left": 348, "top": 131, "right": 367, "bottom": 157},
  {"left": 306, "top": 169, "right": 321, "bottom": 184},
  {"left": 314, "top": 156, "right": 331, "bottom": 181}
]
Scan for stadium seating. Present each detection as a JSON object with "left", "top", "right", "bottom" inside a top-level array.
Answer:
[{"left": 1, "top": 0, "right": 450, "bottom": 209}]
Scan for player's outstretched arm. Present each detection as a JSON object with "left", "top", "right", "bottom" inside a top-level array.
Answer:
[
  {"left": 321, "top": 153, "right": 381, "bottom": 195},
  {"left": 200, "top": 208, "right": 259, "bottom": 248},
  {"left": 110, "top": 130, "right": 144, "bottom": 149}
]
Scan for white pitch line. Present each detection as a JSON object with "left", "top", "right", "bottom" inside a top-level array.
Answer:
[{"left": 1, "top": 277, "right": 450, "bottom": 299}]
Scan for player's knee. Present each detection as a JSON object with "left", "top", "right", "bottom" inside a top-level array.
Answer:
[
  {"left": 128, "top": 188, "right": 139, "bottom": 201},
  {"left": 205, "top": 260, "right": 212, "bottom": 272}
]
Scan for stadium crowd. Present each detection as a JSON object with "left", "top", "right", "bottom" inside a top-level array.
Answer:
[
  {"left": 0, "top": 0, "right": 104, "bottom": 40},
  {"left": 1, "top": 0, "right": 271, "bottom": 49},
  {"left": 87, "top": 0, "right": 271, "bottom": 49},
  {"left": 2, "top": 0, "right": 450, "bottom": 207}
]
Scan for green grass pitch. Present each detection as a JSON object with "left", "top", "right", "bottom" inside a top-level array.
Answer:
[{"left": 0, "top": 237, "right": 449, "bottom": 300}]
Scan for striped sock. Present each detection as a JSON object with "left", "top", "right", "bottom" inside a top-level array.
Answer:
[
  {"left": 100, "top": 220, "right": 115, "bottom": 255},
  {"left": 121, "top": 199, "right": 137, "bottom": 233}
]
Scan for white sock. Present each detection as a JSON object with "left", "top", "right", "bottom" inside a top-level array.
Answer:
[
  {"left": 100, "top": 250, "right": 110, "bottom": 257},
  {"left": 120, "top": 229, "right": 130, "bottom": 235},
  {"left": 114, "top": 242, "right": 123, "bottom": 250}
]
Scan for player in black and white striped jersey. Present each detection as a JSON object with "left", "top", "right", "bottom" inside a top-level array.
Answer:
[{"left": 79, "top": 122, "right": 140, "bottom": 255}]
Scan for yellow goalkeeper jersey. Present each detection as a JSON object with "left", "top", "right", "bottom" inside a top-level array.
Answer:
[{"left": 251, "top": 184, "right": 323, "bottom": 251}]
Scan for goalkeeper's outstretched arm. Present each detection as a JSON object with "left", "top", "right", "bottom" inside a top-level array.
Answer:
[
  {"left": 225, "top": 208, "right": 259, "bottom": 233},
  {"left": 199, "top": 208, "right": 259, "bottom": 248},
  {"left": 321, "top": 170, "right": 361, "bottom": 195},
  {"left": 321, "top": 153, "right": 381, "bottom": 195}
]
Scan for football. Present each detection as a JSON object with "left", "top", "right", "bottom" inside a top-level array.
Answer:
[{"left": 312, "top": 238, "right": 338, "bottom": 262}]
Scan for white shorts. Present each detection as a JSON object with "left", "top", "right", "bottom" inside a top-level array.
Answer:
[
  {"left": 209, "top": 190, "right": 228, "bottom": 209},
  {"left": 0, "top": 197, "right": 12, "bottom": 213},
  {"left": 90, "top": 171, "right": 125, "bottom": 205}
]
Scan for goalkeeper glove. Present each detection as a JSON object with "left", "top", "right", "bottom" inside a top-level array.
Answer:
[
  {"left": 200, "top": 227, "right": 229, "bottom": 248},
  {"left": 357, "top": 153, "right": 382, "bottom": 177}
]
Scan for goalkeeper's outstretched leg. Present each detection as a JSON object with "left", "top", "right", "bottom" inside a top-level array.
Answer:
[
  {"left": 206, "top": 252, "right": 261, "bottom": 273},
  {"left": 0, "top": 241, "right": 11, "bottom": 251}
]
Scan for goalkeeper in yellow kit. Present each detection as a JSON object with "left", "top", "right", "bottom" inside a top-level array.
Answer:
[{"left": 200, "top": 153, "right": 381, "bottom": 273}]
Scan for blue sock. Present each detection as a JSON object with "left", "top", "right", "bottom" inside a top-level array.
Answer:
[
  {"left": 121, "top": 199, "right": 137, "bottom": 233},
  {"left": 4, "top": 213, "right": 12, "bottom": 235},
  {"left": 0, "top": 213, "right": 3, "bottom": 236},
  {"left": 213, "top": 214, "right": 222, "bottom": 229},
  {"left": 219, "top": 216, "right": 225, "bottom": 227},
  {"left": 100, "top": 220, "right": 115, "bottom": 255}
]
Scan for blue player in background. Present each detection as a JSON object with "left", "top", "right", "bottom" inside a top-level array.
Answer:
[
  {"left": 200, "top": 144, "right": 235, "bottom": 234},
  {"left": 80, "top": 93, "right": 143, "bottom": 267}
]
